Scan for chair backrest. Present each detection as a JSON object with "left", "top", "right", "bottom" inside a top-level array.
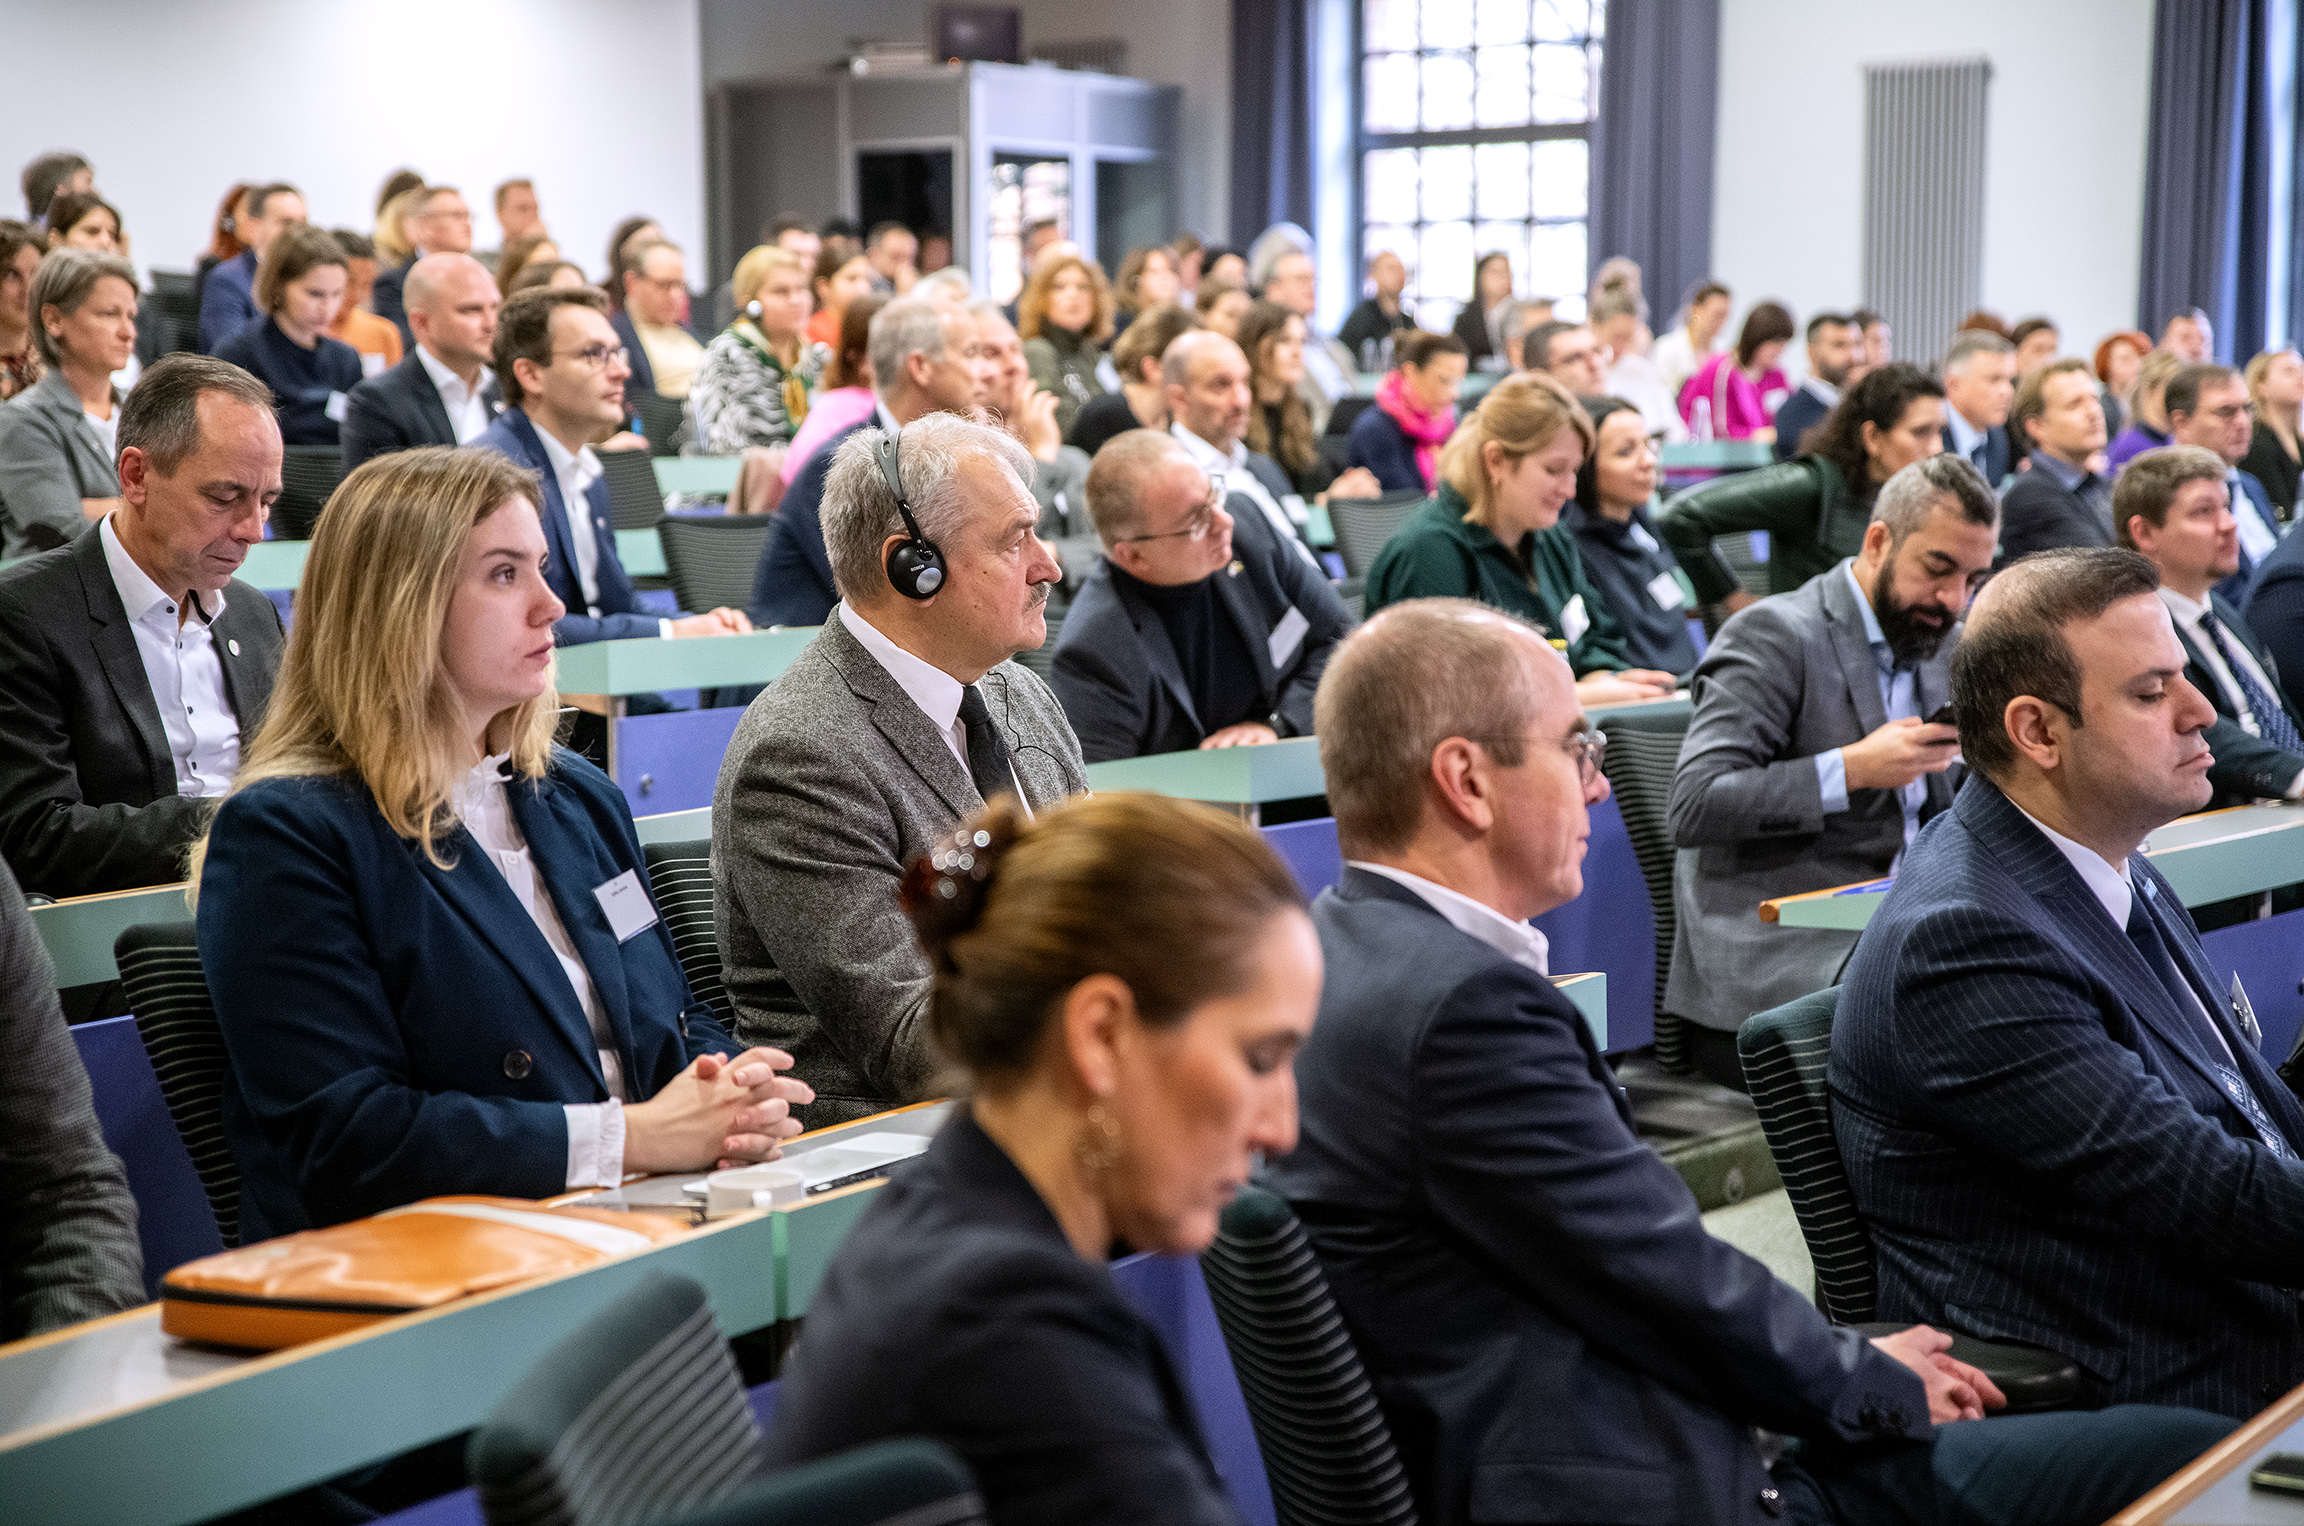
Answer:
[
  {"left": 658, "top": 516, "right": 775, "bottom": 619},
  {"left": 1011, "top": 610, "right": 1063, "bottom": 684},
  {"left": 1323, "top": 396, "right": 1374, "bottom": 438},
  {"left": 470, "top": 1270, "right": 765, "bottom": 1526},
  {"left": 642, "top": 838, "right": 729, "bottom": 1029},
  {"left": 1201, "top": 1183, "right": 1418, "bottom": 1526},
  {"left": 272, "top": 444, "right": 346, "bottom": 542},
  {"left": 1736, "top": 985, "right": 1877, "bottom": 1323},
  {"left": 632, "top": 393, "right": 689, "bottom": 457},
  {"left": 1325, "top": 490, "right": 1425, "bottom": 579},
  {"left": 600, "top": 448, "right": 668, "bottom": 531},
  {"left": 663, "top": 1440, "right": 985, "bottom": 1526},
  {"left": 1596, "top": 719, "right": 1693, "bottom": 1074},
  {"left": 116, "top": 921, "right": 241, "bottom": 1249}
]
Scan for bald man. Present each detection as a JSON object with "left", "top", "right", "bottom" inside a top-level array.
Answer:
[{"left": 340, "top": 253, "right": 504, "bottom": 475}]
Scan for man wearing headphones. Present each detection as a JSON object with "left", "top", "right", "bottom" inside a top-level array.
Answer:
[{"left": 712, "top": 412, "right": 1089, "bottom": 1127}]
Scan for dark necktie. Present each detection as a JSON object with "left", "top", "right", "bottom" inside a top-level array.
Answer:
[
  {"left": 2197, "top": 608, "right": 2304, "bottom": 753},
  {"left": 955, "top": 684, "right": 1016, "bottom": 805},
  {"left": 2126, "top": 890, "right": 2293, "bottom": 1158}
]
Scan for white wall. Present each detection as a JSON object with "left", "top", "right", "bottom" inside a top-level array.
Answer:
[
  {"left": 2, "top": 0, "right": 704, "bottom": 283},
  {"left": 1711, "top": 0, "right": 2154, "bottom": 366}
]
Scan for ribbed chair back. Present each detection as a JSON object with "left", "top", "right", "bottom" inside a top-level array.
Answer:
[
  {"left": 1202, "top": 1184, "right": 1417, "bottom": 1526},
  {"left": 1736, "top": 986, "right": 1876, "bottom": 1323},
  {"left": 470, "top": 1272, "right": 764, "bottom": 1526},
  {"left": 116, "top": 921, "right": 241, "bottom": 1248},
  {"left": 658, "top": 1441, "right": 986, "bottom": 1526},
  {"left": 641, "top": 839, "right": 728, "bottom": 1029},
  {"left": 1325, "top": 490, "right": 1426, "bottom": 579},
  {"left": 1598, "top": 722, "right": 1693, "bottom": 1073},
  {"left": 632, "top": 393, "right": 689, "bottom": 456},
  {"left": 660, "top": 517, "right": 775, "bottom": 619},
  {"left": 1012, "top": 611, "right": 1063, "bottom": 684},
  {"left": 600, "top": 448, "right": 667, "bottom": 530},
  {"left": 272, "top": 444, "right": 346, "bottom": 541}
]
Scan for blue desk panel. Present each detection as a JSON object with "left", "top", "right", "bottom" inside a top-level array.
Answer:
[
  {"left": 70, "top": 1017, "right": 221, "bottom": 1289},
  {"left": 610, "top": 706, "right": 746, "bottom": 816}
]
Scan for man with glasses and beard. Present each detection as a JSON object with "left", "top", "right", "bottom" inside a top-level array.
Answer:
[{"left": 1662, "top": 455, "right": 1998, "bottom": 1089}]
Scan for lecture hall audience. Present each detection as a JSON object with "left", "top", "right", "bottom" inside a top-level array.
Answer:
[
  {"left": 1110, "top": 243, "right": 1182, "bottom": 337},
  {"left": 212, "top": 225, "right": 365, "bottom": 447},
  {"left": 1591, "top": 266, "right": 1685, "bottom": 442},
  {"left": 372, "top": 184, "right": 475, "bottom": 348},
  {"left": 1450, "top": 251, "right": 1515, "bottom": 371},
  {"left": 340, "top": 253, "right": 502, "bottom": 475},
  {"left": 687, "top": 244, "right": 828, "bottom": 512},
  {"left": 44, "top": 191, "right": 122, "bottom": 255},
  {"left": 779, "top": 290, "right": 884, "bottom": 485},
  {"left": 2096, "top": 326, "right": 2152, "bottom": 437},
  {"left": 1651, "top": 276, "right": 1731, "bottom": 399},
  {"left": 0, "top": 220, "right": 43, "bottom": 400},
  {"left": 2109, "top": 347, "right": 2184, "bottom": 471},
  {"left": 1771, "top": 311, "right": 1858, "bottom": 463},
  {"left": 804, "top": 242, "right": 878, "bottom": 350},
  {"left": 1193, "top": 274, "right": 1251, "bottom": 340},
  {"left": 864, "top": 220, "right": 919, "bottom": 296},
  {"left": 1523, "top": 318, "right": 1607, "bottom": 396},
  {"left": 0, "top": 249, "right": 137, "bottom": 557},
  {"left": 491, "top": 233, "right": 560, "bottom": 299},
  {"left": 614, "top": 239, "right": 705, "bottom": 403},
  {"left": 1335, "top": 247, "right": 1415, "bottom": 366},
  {"left": 1064, "top": 301, "right": 1197, "bottom": 459},
  {"left": 1237, "top": 299, "right": 1359, "bottom": 500},
  {"left": 2011, "top": 315, "right": 2060, "bottom": 375},
  {"left": 2164, "top": 305, "right": 2214, "bottom": 364},
  {"left": 1162, "top": 329, "right": 1325, "bottom": 567},
  {"left": 1254, "top": 241, "right": 1357, "bottom": 433},
  {"left": 20, "top": 150, "right": 93, "bottom": 222},
  {"left": 325, "top": 229, "right": 403, "bottom": 375}
]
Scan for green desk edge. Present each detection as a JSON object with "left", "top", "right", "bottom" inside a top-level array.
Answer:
[
  {"left": 1658, "top": 441, "right": 1774, "bottom": 471},
  {"left": 617, "top": 527, "right": 666, "bottom": 579},
  {"left": 554, "top": 625, "right": 817, "bottom": 694},
  {"left": 654, "top": 457, "right": 742, "bottom": 497}
]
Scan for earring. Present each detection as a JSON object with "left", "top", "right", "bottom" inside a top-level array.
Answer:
[{"left": 1074, "top": 1102, "right": 1123, "bottom": 1172}]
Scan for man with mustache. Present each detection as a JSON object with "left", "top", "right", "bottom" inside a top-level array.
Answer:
[
  {"left": 1834, "top": 542, "right": 2304, "bottom": 1417},
  {"left": 1664, "top": 455, "right": 1998, "bottom": 1089}
]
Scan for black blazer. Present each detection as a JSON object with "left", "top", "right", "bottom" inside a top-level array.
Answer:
[
  {"left": 1771, "top": 384, "right": 1832, "bottom": 462},
  {"left": 1940, "top": 418, "right": 2012, "bottom": 484},
  {"left": 1047, "top": 513, "right": 1349, "bottom": 762},
  {"left": 0, "top": 530, "right": 284, "bottom": 898},
  {"left": 2245, "top": 519, "right": 2304, "bottom": 719},
  {"left": 1262, "top": 870, "right": 1929, "bottom": 1526},
  {"left": 766, "top": 1108, "right": 1240, "bottom": 1526},
  {"left": 341, "top": 348, "right": 502, "bottom": 476},
  {"left": 1995, "top": 457, "right": 2112, "bottom": 567},
  {"left": 2244, "top": 423, "right": 2302, "bottom": 515},
  {"left": 1448, "top": 302, "right": 1496, "bottom": 369},
  {"left": 1834, "top": 775, "right": 2304, "bottom": 1416},
  {"left": 2171, "top": 589, "right": 2304, "bottom": 808}
]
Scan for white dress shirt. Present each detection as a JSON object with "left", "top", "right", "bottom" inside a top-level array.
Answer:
[
  {"left": 1814, "top": 562, "right": 1928, "bottom": 866},
  {"left": 2158, "top": 586, "right": 2304, "bottom": 797},
  {"left": 416, "top": 345, "right": 496, "bottom": 444},
  {"left": 99, "top": 515, "right": 239, "bottom": 797},
  {"left": 534, "top": 425, "right": 605, "bottom": 611},
  {"left": 837, "top": 602, "right": 1031, "bottom": 813},
  {"left": 1346, "top": 861, "right": 1552, "bottom": 975},
  {"left": 1168, "top": 422, "right": 1322, "bottom": 569},
  {"left": 451, "top": 754, "right": 631, "bottom": 1188}
]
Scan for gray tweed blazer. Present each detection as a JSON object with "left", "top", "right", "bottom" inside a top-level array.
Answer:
[{"left": 712, "top": 610, "right": 1088, "bottom": 1127}]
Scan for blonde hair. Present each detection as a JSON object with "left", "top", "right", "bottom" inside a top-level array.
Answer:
[
  {"left": 1016, "top": 253, "right": 1116, "bottom": 343},
  {"left": 2247, "top": 346, "right": 2302, "bottom": 431},
  {"left": 732, "top": 244, "right": 807, "bottom": 311},
  {"left": 1438, "top": 371, "right": 1595, "bottom": 530},
  {"left": 189, "top": 448, "right": 562, "bottom": 886},
  {"left": 375, "top": 186, "right": 426, "bottom": 266}
]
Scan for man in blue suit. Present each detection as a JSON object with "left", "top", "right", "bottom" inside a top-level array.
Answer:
[
  {"left": 1937, "top": 330, "right": 2014, "bottom": 487},
  {"left": 2166, "top": 363, "right": 2281, "bottom": 604},
  {"left": 475, "top": 285, "right": 749, "bottom": 648},
  {"left": 1835, "top": 546, "right": 2304, "bottom": 1418},
  {"left": 1266, "top": 597, "right": 2229, "bottom": 1525}
]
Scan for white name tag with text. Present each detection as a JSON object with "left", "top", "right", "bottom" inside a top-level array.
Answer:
[
  {"left": 1268, "top": 606, "right": 1311, "bottom": 670},
  {"left": 1648, "top": 570, "right": 1688, "bottom": 609},
  {"left": 593, "top": 869, "right": 660, "bottom": 943},
  {"left": 1560, "top": 594, "right": 1590, "bottom": 646},
  {"left": 324, "top": 391, "right": 351, "bottom": 422}
]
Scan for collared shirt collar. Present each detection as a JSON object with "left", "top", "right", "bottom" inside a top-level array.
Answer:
[
  {"left": 1801, "top": 374, "right": 1841, "bottom": 407},
  {"left": 1841, "top": 559, "right": 1887, "bottom": 651},
  {"left": 100, "top": 513, "right": 225, "bottom": 625},
  {"left": 837, "top": 599, "right": 965, "bottom": 743},
  {"left": 1171, "top": 419, "right": 1247, "bottom": 475},
  {"left": 1347, "top": 861, "right": 1551, "bottom": 976},
  {"left": 415, "top": 343, "right": 494, "bottom": 406},
  {"left": 2030, "top": 447, "right": 2092, "bottom": 493},
  {"left": 2009, "top": 799, "right": 2134, "bottom": 931},
  {"left": 533, "top": 419, "right": 602, "bottom": 500},
  {"left": 1944, "top": 404, "right": 1985, "bottom": 459},
  {"left": 2159, "top": 583, "right": 2212, "bottom": 628}
]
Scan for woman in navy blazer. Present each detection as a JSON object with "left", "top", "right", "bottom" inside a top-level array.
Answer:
[{"left": 195, "top": 446, "right": 811, "bottom": 1242}]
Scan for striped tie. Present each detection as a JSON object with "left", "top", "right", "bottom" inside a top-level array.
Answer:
[{"left": 2199, "top": 608, "right": 2304, "bottom": 754}]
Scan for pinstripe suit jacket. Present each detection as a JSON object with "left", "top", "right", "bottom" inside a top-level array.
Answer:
[{"left": 1831, "top": 776, "right": 2304, "bottom": 1417}]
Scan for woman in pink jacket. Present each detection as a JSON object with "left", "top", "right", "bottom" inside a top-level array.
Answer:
[{"left": 1679, "top": 301, "right": 1794, "bottom": 442}]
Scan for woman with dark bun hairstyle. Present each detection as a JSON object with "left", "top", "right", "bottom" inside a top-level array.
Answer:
[{"left": 767, "top": 792, "right": 1318, "bottom": 1526}]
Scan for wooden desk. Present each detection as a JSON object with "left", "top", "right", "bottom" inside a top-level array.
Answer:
[{"left": 2110, "top": 1380, "right": 2304, "bottom": 1523}]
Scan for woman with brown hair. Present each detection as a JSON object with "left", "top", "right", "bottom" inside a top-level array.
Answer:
[
  {"left": 1110, "top": 243, "right": 1182, "bottom": 336},
  {"left": 1194, "top": 275, "right": 1251, "bottom": 340},
  {"left": 1236, "top": 298, "right": 1381, "bottom": 502},
  {"left": 1677, "top": 300, "right": 1794, "bottom": 441},
  {"left": 2245, "top": 346, "right": 2304, "bottom": 517},
  {"left": 192, "top": 447, "right": 811, "bottom": 1241},
  {"left": 1019, "top": 252, "right": 1118, "bottom": 436},
  {"left": 492, "top": 231, "right": 560, "bottom": 298},
  {"left": 212, "top": 225, "right": 365, "bottom": 445},
  {"left": 802, "top": 244, "right": 876, "bottom": 350},
  {"left": 768, "top": 791, "right": 1316, "bottom": 1526},
  {"left": 0, "top": 220, "right": 45, "bottom": 400}
]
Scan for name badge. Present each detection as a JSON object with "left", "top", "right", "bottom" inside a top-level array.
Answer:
[
  {"left": 1629, "top": 522, "right": 1661, "bottom": 555},
  {"left": 1268, "top": 606, "right": 1311, "bottom": 670},
  {"left": 1560, "top": 593, "right": 1590, "bottom": 646},
  {"left": 324, "top": 390, "right": 350, "bottom": 422},
  {"left": 1647, "top": 570, "right": 1688, "bottom": 610},
  {"left": 2234, "top": 974, "right": 2264, "bottom": 1049},
  {"left": 360, "top": 352, "right": 387, "bottom": 378},
  {"left": 593, "top": 869, "right": 660, "bottom": 943}
]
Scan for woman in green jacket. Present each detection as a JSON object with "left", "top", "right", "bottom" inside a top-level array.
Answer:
[
  {"left": 1654, "top": 361, "right": 1948, "bottom": 613},
  {"left": 1019, "top": 253, "right": 1117, "bottom": 437},
  {"left": 1366, "top": 371, "right": 1680, "bottom": 707}
]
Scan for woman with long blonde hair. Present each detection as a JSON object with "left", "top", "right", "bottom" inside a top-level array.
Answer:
[
  {"left": 2244, "top": 346, "right": 2304, "bottom": 517},
  {"left": 192, "top": 446, "right": 810, "bottom": 1240}
]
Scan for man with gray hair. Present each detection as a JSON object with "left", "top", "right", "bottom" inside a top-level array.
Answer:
[
  {"left": 1939, "top": 329, "right": 2016, "bottom": 483},
  {"left": 1047, "top": 429, "right": 1350, "bottom": 761},
  {"left": 751, "top": 295, "right": 999, "bottom": 628},
  {"left": 714, "top": 412, "right": 1088, "bottom": 1125},
  {"left": 1664, "top": 454, "right": 1999, "bottom": 1088},
  {"left": 0, "top": 354, "right": 286, "bottom": 898}
]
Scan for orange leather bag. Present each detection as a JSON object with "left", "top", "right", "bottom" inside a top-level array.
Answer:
[{"left": 159, "top": 1196, "right": 694, "bottom": 1351}]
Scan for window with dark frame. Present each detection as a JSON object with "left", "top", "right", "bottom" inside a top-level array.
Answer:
[{"left": 1358, "top": 0, "right": 1604, "bottom": 340}]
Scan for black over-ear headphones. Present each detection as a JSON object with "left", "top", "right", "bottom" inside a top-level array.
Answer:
[{"left": 875, "top": 426, "right": 946, "bottom": 599}]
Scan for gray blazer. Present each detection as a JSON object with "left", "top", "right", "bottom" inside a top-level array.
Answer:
[
  {"left": 0, "top": 371, "right": 117, "bottom": 559},
  {"left": 1663, "top": 563, "right": 1958, "bottom": 1033},
  {"left": 712, "top": 611, "right": 1089, "bottom": 1127}
]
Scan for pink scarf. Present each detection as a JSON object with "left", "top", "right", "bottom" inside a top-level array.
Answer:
[{"left": 1376, "top": 369, "right": 1456, "bottom": 491}]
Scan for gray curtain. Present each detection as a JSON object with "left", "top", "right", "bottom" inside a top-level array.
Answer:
[
  {"left": 1230, "top": 0, "right": 1315, "bottom": 245},
  {"left": 1588, "top": 0, "right": 1720, "bottom": 317},
  {"left": 2137, "top": 0, "right": 2272, "bottom": 360}
]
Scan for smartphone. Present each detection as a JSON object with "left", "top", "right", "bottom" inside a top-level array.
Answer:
[
  {"left": 1925, "top": 703, "right": 1957, "bottom": 726},
  {"left": 2250, "top": 1453, "right": 2304, "bottom": 1494}
]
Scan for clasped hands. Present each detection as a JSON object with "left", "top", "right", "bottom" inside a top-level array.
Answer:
[
  {"left": 622, "top": 1046, "right": 815, "bottom": 1174},
  {"left": 1869, "top": 1324, "right": 2007, "bottom": 1424}
]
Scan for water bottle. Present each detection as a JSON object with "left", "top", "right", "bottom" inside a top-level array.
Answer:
[{"left": 1692, "top": 396, "right": 1714, "bottom": 443}]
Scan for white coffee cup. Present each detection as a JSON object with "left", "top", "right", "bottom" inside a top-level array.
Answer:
[{"left": 704, "top": 1165, "right": 804, "bottom": 1217}]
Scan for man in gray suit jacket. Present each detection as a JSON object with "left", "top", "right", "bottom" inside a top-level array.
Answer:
[
  {"left": 714, "top": 413, "right": 1089, "bottom": 1127},
  {"left": 1665, "top": 456, "right": 1999, "bottom": 1087}
]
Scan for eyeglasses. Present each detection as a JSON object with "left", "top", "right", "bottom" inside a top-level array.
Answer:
[
  {"left": 556, "top": 343, "right": 630, "bottom": 372},
  {"left": 1119, "top": 476, "right": 1226, "bottom": 545},
  {"left": 1465, "top": 725, "right": 1608, "bottom": 785}
]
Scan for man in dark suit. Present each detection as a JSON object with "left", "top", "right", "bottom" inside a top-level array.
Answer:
[
  {"left": 339, "top": 253, "right": 501, "bottom": 474},
  {"left": 372, "top": 185, "right": 475, "bottom": 350},
  {"left": 1937, "top": 329, "right": 2014, "bottom": 485},
  {"left": 715, "top": 413, "right": 1088, "bottom": 1125},
  {"left": 2115, "top": 444, "right": 2304, "bottom": 807},
  {"left": 1996, "top": 358, "right": 2113, "bottom": 566},
  {"left": 1267, "top": 597, "right": 2230, "bottom": 1526},
  {"left": 0, "top": 356, "right": 285, "bottom": 898},
  {"left": 1665, "top": 455, "right": 1998, "bottom": 1087},
  {"left": 1772, "top": 311, "right": 1856, "bottom": 461},
  {"left": 474, "top": 286, "right": 748, "bottom": 647},
  {"left": 1049, "top": 430, "right": 1348, "bottom": 761},
  {"left": 750, "top": 296, "right": 997, "bottom": 629},
  {"left": 1834, "top": 545, "right": 2304, "bottom": 1417},
  {"left": 2167, "top": 362, "right": 2281, "bottom": 604}
]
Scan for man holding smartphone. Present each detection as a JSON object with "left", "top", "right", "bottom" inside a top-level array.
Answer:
[{"left": 1663, "top": 456, "right": 1998, "bottom": 1087}]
